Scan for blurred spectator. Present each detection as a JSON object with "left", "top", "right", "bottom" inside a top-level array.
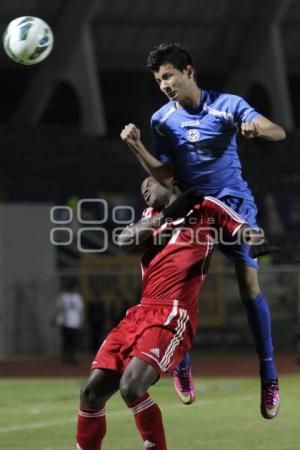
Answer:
[
  {"left": 56, "top": 279, "right": 84, "bottom": 364},
  {"left": 86, "top": 292, "right": 106, "bottom": 353}
]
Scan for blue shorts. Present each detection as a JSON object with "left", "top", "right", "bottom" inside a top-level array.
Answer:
[{"left": 217, "top": 196, "right": 259, "bottom": 269}]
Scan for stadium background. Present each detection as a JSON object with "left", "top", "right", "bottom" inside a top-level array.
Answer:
[{"left": 0, "top": 3, "right": 299, "bottom": 448}]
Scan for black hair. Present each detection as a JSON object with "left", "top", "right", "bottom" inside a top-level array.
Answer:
[{"left": 146, "top": 43, "right": 195, "bottom": 73}]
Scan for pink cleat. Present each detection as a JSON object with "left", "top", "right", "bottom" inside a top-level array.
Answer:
[
  {"left": 172, "top": 365, "right": 196, "bottom": 405},
  {"left": 260, "top": 378, "right": 280, "bottom": 419}
]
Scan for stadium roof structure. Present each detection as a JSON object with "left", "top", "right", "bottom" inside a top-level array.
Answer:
[
  {"left": 0, "top": 0, "right": 299, "bottom": 71},
  {"left": 0, "top": 0, "right": 298, "bottom": 133}
]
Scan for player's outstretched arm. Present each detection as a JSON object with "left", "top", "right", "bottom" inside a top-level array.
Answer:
[
  {"left": 241, "top": 116, "right": 286, "bottom": 141},
  {"left": 120, "top": 123, "right": 174, "bottom": 187},
  {"left": 249, "top": 241, "right": 279, "bottom": 258},
  {"left": 116, "top": 189, "right": 204, "bottom": 249},
  {"left": 162, "top": 189, "right": 204, "bottom": 221},
  {"left": 239, "top": 225, "right": 279, "bottom": 258}
]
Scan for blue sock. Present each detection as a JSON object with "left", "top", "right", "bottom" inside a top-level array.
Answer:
[
  {"left": 176, "top": 353, "right": 191, "bottom": 370},
  {"left": 244, "top": 293, "right": 277, "bottom": 381}
]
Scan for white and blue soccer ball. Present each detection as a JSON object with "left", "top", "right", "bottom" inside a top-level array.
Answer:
[{"left": 3, "top": 16, "right": 54, "bottom": 65}]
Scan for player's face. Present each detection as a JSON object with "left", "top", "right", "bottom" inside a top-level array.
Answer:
[
  {"left": 153, "top": 63, "right": 194, "bottom": 103},
  {"left": 141, "top": 177, "right": 171, "bottom": 210}
]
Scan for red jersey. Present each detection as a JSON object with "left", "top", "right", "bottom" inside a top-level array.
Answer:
[{"left": 140, "top": 196, "right": 245, "bottom": 309}]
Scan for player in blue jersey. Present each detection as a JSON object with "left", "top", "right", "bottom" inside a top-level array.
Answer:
[{"left": 120, "top": 43, "right": 285, "bottom": 419}]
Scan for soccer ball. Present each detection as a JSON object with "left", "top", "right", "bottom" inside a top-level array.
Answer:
[{"left": 3, "top": 16, "right": 53, "bottom": 65}]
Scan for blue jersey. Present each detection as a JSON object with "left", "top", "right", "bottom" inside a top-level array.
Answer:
[{"left": 151, "top": 90, "right": 261, "bottom": 200}]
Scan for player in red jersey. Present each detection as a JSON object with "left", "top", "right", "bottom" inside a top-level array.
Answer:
[{"left": 76, "top": 178, "right": 266, "bottom": 450}]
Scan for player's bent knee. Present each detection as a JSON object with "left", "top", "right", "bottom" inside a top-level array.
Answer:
[
  {"left": 242, "top": 289, "right": 261, "bottom": 302},
  {"left": 238, "top": 283, "right": 260, "bottom": 301},
  {"left": 235, "top": 265, "right": 260, "bottom": 300},
  {"left": 80, "top": 385, "right": 100, "bottom": 409},
  {"left": 119, "top": 377, "right": 146, "bottom": 404},
  {"left": 240, "top": 281, "right": 260, "bottom": 301}
]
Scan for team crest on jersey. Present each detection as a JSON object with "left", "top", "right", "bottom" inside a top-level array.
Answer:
[{"left": 186, "top": 129, "right": 200, "bottom": 142}]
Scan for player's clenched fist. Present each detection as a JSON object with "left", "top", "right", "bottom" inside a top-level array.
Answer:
[
  {"left": 120, "top": 123, "right": 141, "bottom": 146},
  {"left": 241, "top": 121, "right": 261, "bottom": 139}
]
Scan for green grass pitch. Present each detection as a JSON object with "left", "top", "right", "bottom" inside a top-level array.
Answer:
[{"left": 0, "top": 375, "right": 299, "bottom": 449}]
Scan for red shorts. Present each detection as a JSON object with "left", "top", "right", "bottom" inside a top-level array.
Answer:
[{"left": 91, "top": 299, "right": 197, "bottom": 377}]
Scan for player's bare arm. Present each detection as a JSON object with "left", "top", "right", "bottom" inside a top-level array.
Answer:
[
  {"left": 120, "top": 123, "right": 174, "bottom": 187},
  {"left": 241, "top": 116, "right": 286, "bottom": 141},
  {"left": 116, "top": 215, "right": 164, "bottom": 249}
]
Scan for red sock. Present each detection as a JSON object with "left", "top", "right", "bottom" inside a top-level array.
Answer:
[
  {"left": 76, "top": 407, "right": 106, "bottom": 450},
  {"left": 127, "top": 393, "right": 167, "bottom": 450}
]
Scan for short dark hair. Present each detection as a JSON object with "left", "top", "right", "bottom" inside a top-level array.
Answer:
[{"left": 146, "top": 43, "right": 195, "bottom": 73}]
